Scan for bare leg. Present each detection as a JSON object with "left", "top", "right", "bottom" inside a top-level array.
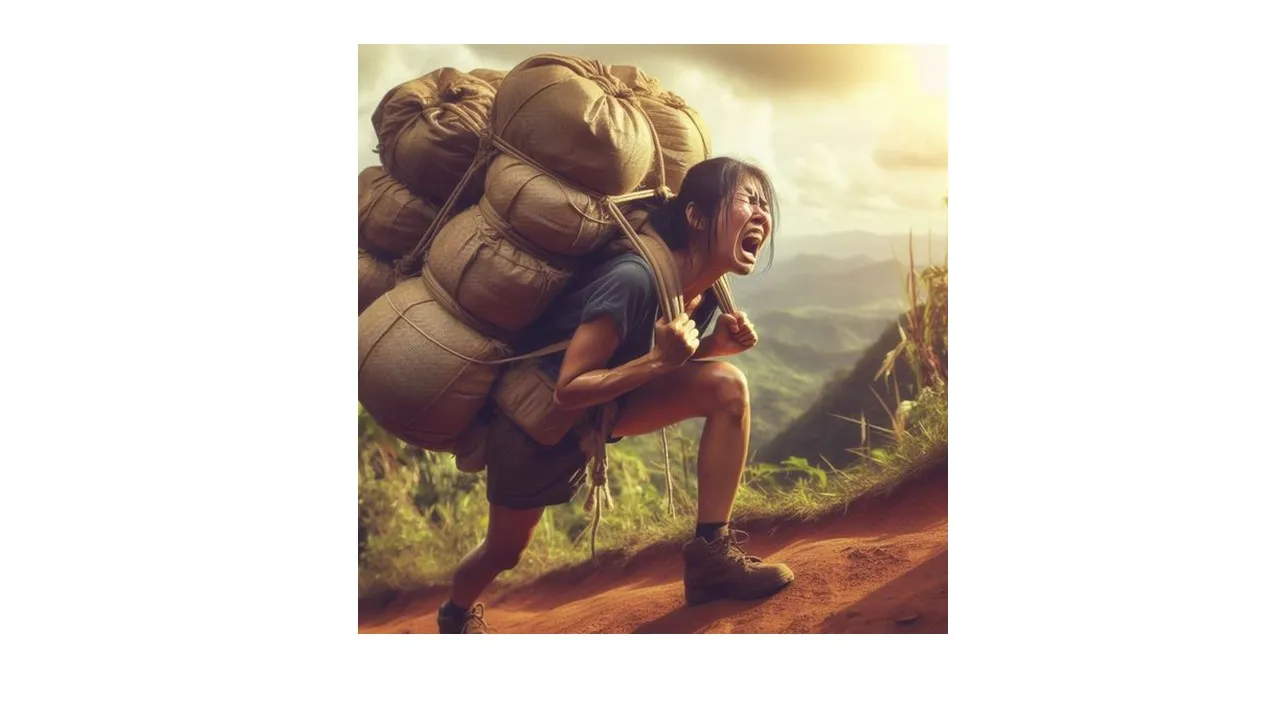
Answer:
[
  {"left": 610, "top": 360, "right": 750, "bottom": 523},
  {"left": 449, "top": 503, "right": 544, "bottom": 607}
]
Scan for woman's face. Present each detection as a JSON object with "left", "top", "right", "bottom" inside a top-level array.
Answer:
[{"left": 699, "top": 176, "right": 773, "bottom": 276}]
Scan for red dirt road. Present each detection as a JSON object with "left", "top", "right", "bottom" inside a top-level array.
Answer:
[{"left": 359, "top": 469, "right": 947, "bottom": 634}]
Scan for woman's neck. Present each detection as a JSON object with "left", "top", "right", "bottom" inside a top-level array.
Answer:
[{"left": 672, "top": 246, "right": 722, "bottom": 300}]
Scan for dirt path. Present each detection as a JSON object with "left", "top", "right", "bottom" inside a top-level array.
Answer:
[{"left": 359, "top": 469, "right": 947, "bottom": 634}]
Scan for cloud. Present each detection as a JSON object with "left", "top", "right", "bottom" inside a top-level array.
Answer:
[
  {"left": 356, "top": 44, "right": 948, "bottom": 237},
  {"left": 872, "top": 93, "right": 948, "bottom": 171},
  {"left": 357, "top": 45, "right": 484, "bottom": 169},
  {"left": 463, "top": 44, "right": 916, "bottom": 97}
]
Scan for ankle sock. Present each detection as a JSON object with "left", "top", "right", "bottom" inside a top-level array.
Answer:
[{"left": 695, "top": 522, "right": 729, "bottom": 542}]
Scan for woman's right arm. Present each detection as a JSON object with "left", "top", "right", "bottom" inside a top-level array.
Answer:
[{"left": 552, "top": 313, "right": 699, "bottom": 412}]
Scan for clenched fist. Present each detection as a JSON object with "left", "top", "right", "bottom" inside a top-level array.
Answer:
[
  {"left": 706, "top": 311, "right": 758, "bottom": 356},
  {"left": 652, "top": 312, "right": 700, "bottom": 368}
]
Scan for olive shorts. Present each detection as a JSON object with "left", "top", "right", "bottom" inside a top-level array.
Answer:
[{"left": 484, "top": 397, "right": 628, "bottom": 510}]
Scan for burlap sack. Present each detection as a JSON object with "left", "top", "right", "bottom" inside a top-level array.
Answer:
[
  {"left": 493, "top": 358, "right": 587, "bottom": 447},
  {"left": 606, "top": 66, "right": 712, "bottom": 194},
  {"left": 358, "top": 166, "right": 440, "bottom": 258},
  {"left": 358, "top": 249, "right": 398, "bottom": 314},
  {"left": 468, "top": 68, "right": 507, "bottom": 91},
  {"left": 637, "top": 89, "right": 711, "bottom": 194},
  {"left": 425, "top": 205, "right": 572, "bottom": 338},
  {"left": 358, "top": 277, "right": 510, "bottom": 450},
  {"left": 482, "top": 154, "right": 616, "bottom": 256},
  {"left": 371, "top": 67, "right": 495, "bottom": 204},
  {"left": 492, "top": 54, "right": 655, "bottom": 196}
]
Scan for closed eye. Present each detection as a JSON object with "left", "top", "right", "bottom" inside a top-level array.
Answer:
[{"left": 741, "top": 193, "right": 770, "bottom": 212}]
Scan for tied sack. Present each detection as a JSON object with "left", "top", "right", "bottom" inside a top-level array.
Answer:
[
  {"left": 358, "top": 249, "right": 397, "bottom": 314},
  {"left": 371, "top": 67, "right": 495, "bottom": 204},
  {"left": 358, "top": 277, "right": 511, "bottom": 451},
  {"left": 468, "top": 68, "right": 507, "bottom": 90},
  {"left": 423, "top": 205, "right": 573, "bottom": 340},
  {"left": 481, "top": 154, "right": 617, "bottom": 257},
  {"left": 607, "top": 65, "right": 713, "bottom": 194},
  {"left": 358, "top": 166, "right": 441, "bottom": 258},
  {"left": 491, "top": 54, "right": 656, "bottom": 196}
]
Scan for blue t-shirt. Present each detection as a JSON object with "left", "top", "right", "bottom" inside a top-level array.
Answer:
[{"left": 520, "top": 252, "right": 719, "bottom": 383}]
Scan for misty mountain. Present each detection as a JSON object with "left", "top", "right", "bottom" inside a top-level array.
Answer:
[
  {"left": 730, "top": 256, "right": 914, "bottom": 314},
  {"left": 755, "top": 314, "right": 922, "bottom": 468},
  {"left": 748, "top": 309, "right": 894, "bottom": 351},
  {"left": 771, "top": 230, "right": 947, "bottom": 265},
  {"left": 728, "top": 308, "right": 899, "bottom": 450},
  {"left": 615, "top": 307, "right": 896, "bottom": 465}
]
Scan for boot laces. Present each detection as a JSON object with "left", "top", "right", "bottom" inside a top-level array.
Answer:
[
  {"left": 461, "top": 603, "right": 490, "bottom": 633},
  {"left": 722, "top": 529, "right": 763, "bottom": 565}
]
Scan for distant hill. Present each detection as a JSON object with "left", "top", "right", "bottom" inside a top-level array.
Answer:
[
  {"left": 755, "top": 314, "right": 924, "bottom": 468},
  {"left": 614, "top": 308, "right": 896, "bottom": 465},
  {"left": 732, "top": 257, "right": 914, "bottom": 314},
  {"left": 772, "top": 231, "right": 947, "bottom": 265},
  {"left": 748, "top": 310, "right": 893, "bottom": 352}
]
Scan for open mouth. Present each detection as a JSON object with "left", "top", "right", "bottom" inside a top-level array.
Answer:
[{"left": 740, "top": 231, "right": 765, "bottom": 261}]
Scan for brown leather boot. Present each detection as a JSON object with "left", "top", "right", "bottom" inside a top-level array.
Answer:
[
  {"left": 436, "top": 602, "right": 492, "bottom": 633},
  {"left": 683, "top": 530, "right": 795, "bottom": 606}
]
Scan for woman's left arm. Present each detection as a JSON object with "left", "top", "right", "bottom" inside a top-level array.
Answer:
[{"left": 693, "top": 311, "right": 758, "bottom": 359}]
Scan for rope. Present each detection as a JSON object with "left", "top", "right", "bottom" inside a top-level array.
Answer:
[
  {"left": 601, "top": 198, "right": 680, "bottom": 323},
  {"left": 477, "top": 197, "right": 574, "bottom": 271},
  {"left": 712, "top": 277, "right": 738, "bottom": 315},
  {"left": 661, "top": 426, "right": 674, "bottom": 518},
  {"left": 396, "top": 127, "right": 493, "bottom": 278},
  {"left": 632, "top": 91, "right": 669, "bottom": 198},
  {"left": 579, "top": 402, "right": 619, "bottom": 559},
  {"left": 383, "top": 288, "right": 569, "bottom": 366},
  {"left": 419, "top": 266, "right": 514, "bottom": 344}
]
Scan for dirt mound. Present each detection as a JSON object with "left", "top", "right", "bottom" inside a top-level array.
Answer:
[{"left": 359, "top": 466, "right": 947, "bottom": 634}]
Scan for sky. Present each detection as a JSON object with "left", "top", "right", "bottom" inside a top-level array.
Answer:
[{"left": 357, "top": 45, "right": 948, "bottom": 239}]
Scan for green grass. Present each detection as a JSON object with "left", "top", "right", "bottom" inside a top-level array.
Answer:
[{"left": 358, "top": 381, "right": 946, "bottom": 600}]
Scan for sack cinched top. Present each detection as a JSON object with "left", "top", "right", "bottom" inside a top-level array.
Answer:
[
  {"left": 491, "top": 54, "right": 657, "bottom": 197},
  {"left": 371, "top": 67, "right": 496, "bottom": 204}
]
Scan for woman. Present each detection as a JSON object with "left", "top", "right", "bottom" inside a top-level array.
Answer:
[{"left": 438, "top": 157, "right": 792, "bottom": 633}]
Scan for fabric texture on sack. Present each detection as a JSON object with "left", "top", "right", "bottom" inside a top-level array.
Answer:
[
  {"left": 358, "top": 277, "right": 510, "bottom": 450},
  {"left": 371, "top": 67, "right": 495, "bottom": 204},
  {"left": 492, "top": 358, "right": 587, "bottom": 447},
  {"left": 606, "top": 65, "right": 712, "bottom": 194},
  {"left": 468, "top": 68, "right": 507, "bottom": 90},
  {"left": 425, "top": 205, "right": 572, "bottom": 337},
  {"left": 358, "top": 166, "right": 440, "bottom": 258},
  {"left": 491, "top": 54, "right": 655, "bottom": 196},
  {"left": 358, "top": 249, "right": 398, "bottom": 314},
  {"left": 482, "top": 154, "right": 617, "bottom": 256}
]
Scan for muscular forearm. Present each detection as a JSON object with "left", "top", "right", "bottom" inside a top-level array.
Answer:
[{"left": 553, "top": 350, "right": 678, "bottom": 411}]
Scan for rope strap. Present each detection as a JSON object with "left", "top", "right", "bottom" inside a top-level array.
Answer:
[
  {"left": 383, "top": 289, "right": 569, "bottom": 366},
  {"left": 580, "top": 402, "right": 619, "bottom": 559}
]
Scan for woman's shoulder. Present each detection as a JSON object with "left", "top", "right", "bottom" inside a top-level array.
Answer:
[{"left": 586, "top": 251, "right": 655, "bottom": 291}]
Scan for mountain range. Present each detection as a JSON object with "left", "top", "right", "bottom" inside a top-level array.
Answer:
[
  {"left": 756, "top": 313, "right": 921, "bottom": 467},
  {"left": 730, "top": 254, "right": 917, "bottom": 315},
  {"left": 768, "top": 230, "right": 947, "bottom": 265}
]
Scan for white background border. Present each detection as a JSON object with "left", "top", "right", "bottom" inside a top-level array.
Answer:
[{"left": 4, "top": 1, "right": 1279, "bottom": 700}]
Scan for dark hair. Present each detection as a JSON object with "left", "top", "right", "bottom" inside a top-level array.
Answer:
[{"left": 648, "top": 156, "right": 780, "bottom": 273}]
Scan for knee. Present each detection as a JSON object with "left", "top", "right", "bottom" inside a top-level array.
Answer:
[{"left": 703, "top": 362, "right": 749, "bottom": 418}]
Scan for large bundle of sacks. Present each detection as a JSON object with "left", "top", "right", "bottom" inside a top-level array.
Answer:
[
  {"left": 357, "top": 67, "right": 506, "bottom": 313},
  {"left": 358, "top": 54, "right": 713, "bottom": 467}
]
